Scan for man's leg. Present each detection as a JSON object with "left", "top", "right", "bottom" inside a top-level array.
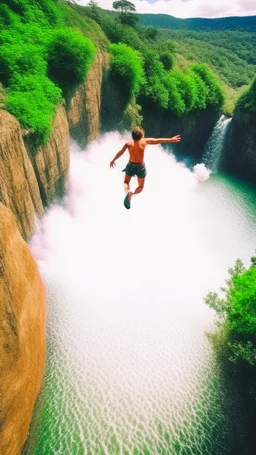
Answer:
[
  {"left": 124, "top": 174, "right": 132, "bottom": 193},
  {"left": 128, "top": 178, "right": 145, "bottom": 200}
]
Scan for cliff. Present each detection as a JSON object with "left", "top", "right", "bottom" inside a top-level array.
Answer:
[
  {"left": 221, "top": 109, "right": 256, "bottom": 182},
  {"left": 142, "top": 107, "right": 220, "bottom": 159},
  {"left": 0, "top": 110, "right": 44, "bottom": 239},
  {"left": 67, "top": 51, "right": 109, "bottom": 147},
  {"left": 24, "top": 105, "right": 70, "bottom": 208},
  {"left": 0, "top": 204, "right": 46, "bottom": 455},
  {"left": 0, "top": 51, "right": 108, "bottom": 240}
]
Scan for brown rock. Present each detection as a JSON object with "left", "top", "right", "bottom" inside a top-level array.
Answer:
[
  {"left": 0, "top": 110, "right": 43, "bottom": 239},
  {"left": 67, "top": 51, "right": 109, "bottom": 146},
  {"left": 0, "top": 204, "right": 46, "bottom": 455},
  {"left": 25, "top": 105, "right": 70, "bottom": 206}
]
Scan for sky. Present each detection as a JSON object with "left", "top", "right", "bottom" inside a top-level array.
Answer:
[{"left": 78, "top": 0, "right": 256, "bottom": 19}]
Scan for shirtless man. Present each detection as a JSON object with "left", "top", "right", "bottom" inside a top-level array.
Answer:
[{"left": 110, "top": 127, "right": 181, "bottom": 209}]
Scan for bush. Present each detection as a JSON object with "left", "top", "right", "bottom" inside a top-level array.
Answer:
[
  {"left": 163, "top": 74, "right": 185, "bottom": 116},
  {"left": 236, "top": 77, "right": 256, "bottom": 112},
  {"left": 0, "top": 43, "right": 46, "bottom": 86},
  {"left": 109, "top": 43, "right": 144, "bottom": 105},
  {"left": 47, "top": 28, "right": 95, "bottom": 92},
  {"left": 167, "top": 71, "right": 198, "bottom": 113},
  {"left": 139, "top": 50, "right": 168, "bottom": 110},
  {"left": 204, "top": 258, "right": 256, "bottom": 366},
  {"left": 159, "top": 51, "right": 174, "bottom": 71},
  {"left": 2, "top": 0, "right": 61, "bottom": 26},
  {"left": 4, "top": 74, "right": 62, "bottom": 145},
  {"left": 191, "top": 64, "right": 225, "bottom": 109}
]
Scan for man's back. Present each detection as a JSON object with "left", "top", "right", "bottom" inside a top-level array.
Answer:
[{"left": 126, "top": 139, "right": 147, "bottom": 163}]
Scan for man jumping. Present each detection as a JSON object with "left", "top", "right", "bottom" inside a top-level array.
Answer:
[{"left": 110, "top": 127, "right": 181, "bottom": 209}]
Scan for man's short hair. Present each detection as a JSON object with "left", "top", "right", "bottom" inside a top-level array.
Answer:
[{"left": 132, "top": 127, "right": 144, "bottom": 141}]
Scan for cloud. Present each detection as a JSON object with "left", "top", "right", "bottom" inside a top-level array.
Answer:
[{"left": 78, "top": 0, "right": 256, "bottom": 18}]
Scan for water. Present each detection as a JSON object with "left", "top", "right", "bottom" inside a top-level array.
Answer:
[
  {"left": 24, "top": 132, "right": 256, "bottom": 455},
  {"left": 202, "top": 115, "right": 232, "bottom": 172}
]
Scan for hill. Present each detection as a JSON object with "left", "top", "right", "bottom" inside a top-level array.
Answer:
[{"left": 139, "top": 14, "right": 256, "bottom": 32}]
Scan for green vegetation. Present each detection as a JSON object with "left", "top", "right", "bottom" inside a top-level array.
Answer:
[
  {"left": 205, "top": 256, "right": 256, "bottom": 435},
  {"left": 0, "top": 0, "right": 255, "bottom": 142},
  {"left": 47, "top": 28, "right": 95, "bottom": 93},
  {"left": 0, "top": 0, "right": 97, "bottom": 145},
  {"left": 162, "top": 30, "right": 256, "bottom": 90},
  {"left": 205, "top": 257, "right": 256, "bottom": 366},
  {"left": 138, "top": 13, "right": 256, "bottom": 32},
  {"left": 236, "top": 77, "right": 256, "bottom": 112},
  {"left": 109, "top": 43, "right": 144, "bottom": 107}
]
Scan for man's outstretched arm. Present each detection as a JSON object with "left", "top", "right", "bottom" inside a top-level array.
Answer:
[
  {"left": 110, "top": 143, "right": 128, "bottom": 168},
  {"left": 146, "top": 135, "right": 181, "bottom": 145}
]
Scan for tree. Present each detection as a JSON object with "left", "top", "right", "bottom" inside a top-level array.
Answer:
[
  {"left": 112, "top": 0, "right": 138, "bottom": 27},
  {"left": 113, "top": 0, "right": 136, "bottom": 14},
  {"left": 88, "top": 0, "right": 98, "bottom": 6}
]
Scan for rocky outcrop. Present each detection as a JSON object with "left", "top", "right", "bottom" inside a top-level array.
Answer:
[
  {"left": 0, "top": 110, "right": 44, "bottom": 239},
  {"left": 0, "top": 204, "right": 46, "bottom": 455},
  {"left": 67, "top": 52, "right": 109, "bottom": 147},
  {"left": 0, "top": 105, "right": 70, "bottom": 239},
  {"left": 221, "top": 109, "right": 256, "bottom": 182},
  {"left": 24, "top": 106, "right": 70, "bottom": 207},
  {"left": 142, "top": 107, "right": 220, "bottom": 160},
  {"left": 0, "top": 51, "right": 108, "bottom": 240}
]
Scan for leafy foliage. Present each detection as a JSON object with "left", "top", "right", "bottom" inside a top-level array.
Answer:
[
  {"left": 0, "top": 0, "right": 96, "bottom": 146},
  {"left": 109, "top": 43, "right": 144, "bottom": 106},
  {"left": 236, "top": 77, "right": 256, "bottom": 112},
  {"left": 4, "top": 74, "right": 62, "bottom": 145},
  {"left": 191, "top": 64, "right": 225, "bottom": 109},
  {"left": 139, "top": 50, "right": 168, "bottom": 110},
  {"left": 163, "top": 30, "right": 256, "bottom": 89},
  {"left": 159, "top": 51, "right": 174, "bottom": 71},
  {"left": 47, "top": 28, "right": 95, "bottom": 92},
  {"left": 205, "top": 257, "right": 256, "bottom": 366}
]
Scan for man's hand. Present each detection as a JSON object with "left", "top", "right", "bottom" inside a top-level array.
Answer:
[
  {"left": 110, "top": 160, "right": 116, "bottom": 168},
  {"left": 171, "top": 135, "right": 181, "bottom": 143}
]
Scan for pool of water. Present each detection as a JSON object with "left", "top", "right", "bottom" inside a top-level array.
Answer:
[{"left": 24, "top": 133, "right": 256, "bottom": 455}]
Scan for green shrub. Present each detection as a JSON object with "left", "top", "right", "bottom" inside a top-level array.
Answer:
[
  {"left": 167, "top": 71, "right": 198, "bottom": 113},
  {"left": 109, "top": 43, "right": 144, "bottom": 105},
  {"left": 205, "top": 258, "right": 256, "bottom": 366},
  {"left": 2, "top": 0, "right": 61, "bottom": 26},
  {"left": 4, "top": 74, "right": 62, "bottom": 145},
  {"left": 0, "top": 43, "right": 46, "bottom": 86},
  {"left": 159, "top": 51, "right": 174, "bottom": 71},
  {"left": 47, "top": 28, "right": 95, "bottom": 92},
  {"left": 191, "top": 64, "right": 224, "bottom": 109},
  {"left": 236, "top": 77, "right": 256, "bottom": 112},
  {"left": 188, "top": 70, "right": 208, "bottom": 110},
  {"left": 139, "top": 50, "right": 168, "bottom": 110},
  {"left": 163, "top": 74, "right": 185, "bottom": 115},
  {"left": 229, "top": 266, "right": 256, "bottom": 336}
]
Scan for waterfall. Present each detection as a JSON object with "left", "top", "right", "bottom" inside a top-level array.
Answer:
[{"left": 202, "top": 115, "right": 232, "bottom": 172}]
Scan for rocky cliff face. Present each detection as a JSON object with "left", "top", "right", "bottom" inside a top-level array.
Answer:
[
  {"left": 142, "top": 107, "right": 220, "bottom": 160},
  {"left": 221, "top": 109, "right": 256, "bottom": 182},
  {"left": 0, "top": 204, "right": 46, "bottom": 455},
  {"left": 67, "top": 52, "right": 109, "bottom": 147},
  {"left": 24, "top": 105, "right": 70, "bottom": 208},
  {"left": 0, "top": 110, "right": 44, "bottom": 239},
  {"left": 0, "top": 52, "right": 107, "bottom": 240}
]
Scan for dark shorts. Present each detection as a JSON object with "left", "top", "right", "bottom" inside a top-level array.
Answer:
[{"left": 122, "top": 161, "right": 147, "bottom": 179}]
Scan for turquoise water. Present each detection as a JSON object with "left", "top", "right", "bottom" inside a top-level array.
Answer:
[{"left": 24, "top": 133, "right": 256, "bottom": 455}]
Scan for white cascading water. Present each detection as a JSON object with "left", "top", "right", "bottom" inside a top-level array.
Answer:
[
  {"left": 202, "top": 115, "right": 232, "bottom": 172},
  {"left": 25, "top": 132, "right": 256, "bottom": 455}
]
